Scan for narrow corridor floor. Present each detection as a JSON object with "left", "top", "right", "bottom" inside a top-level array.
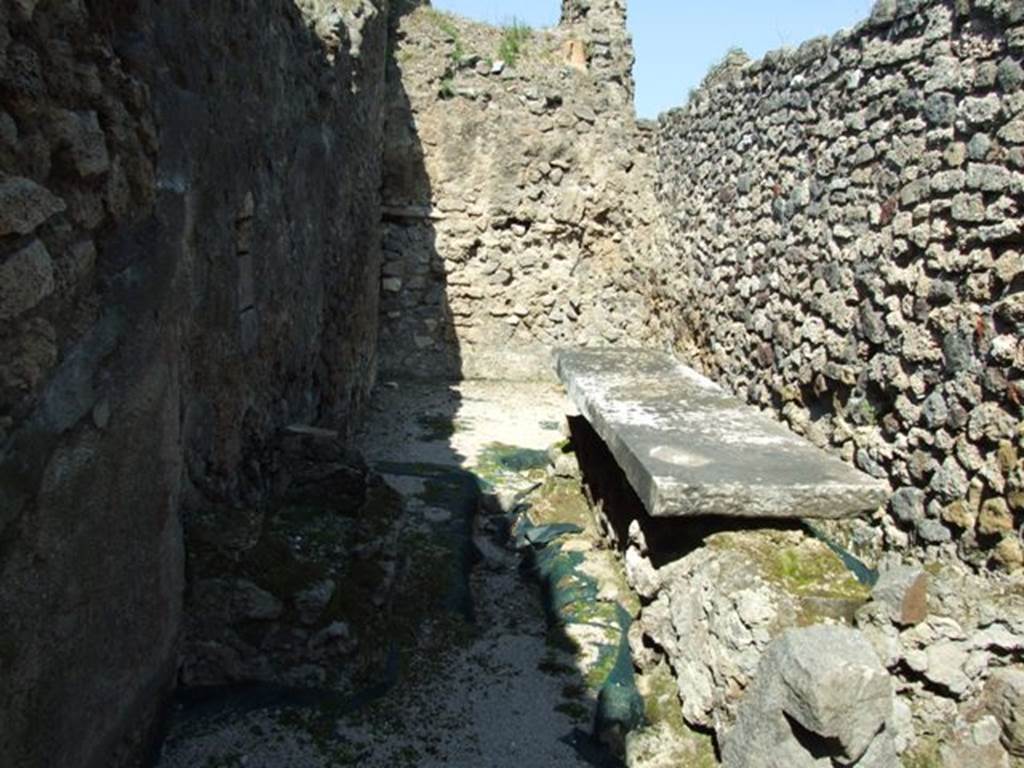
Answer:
[{"left": 157, "top": 380, "right": 627, "bottom": 768}]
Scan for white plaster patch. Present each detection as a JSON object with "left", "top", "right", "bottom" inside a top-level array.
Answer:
[{"left": 650, "top": 445, "right": 712, "bottom": 468}]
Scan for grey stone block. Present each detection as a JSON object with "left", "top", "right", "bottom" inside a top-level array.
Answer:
[
  {"left": 554, "top": 348, "right": 890, "bottom": 519},
  {"left": 721, "top": 625, "right": 894, "bottom": 768}
]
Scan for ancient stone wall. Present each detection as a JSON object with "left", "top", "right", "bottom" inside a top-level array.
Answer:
[
  {"left": 0, "top": 2, "right": 388, "bottom": 766},
  {"left": 379, "top": 0, "right": 657, "bottom": 380},
  {"left": 652, "top": 0, "right": 1024, "bottom": 571}
]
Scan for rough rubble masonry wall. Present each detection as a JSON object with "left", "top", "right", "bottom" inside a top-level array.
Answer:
[
  {"left": 0, "top": 2, "right": 388, "bottom": 766},
  {"left": 379, "top": 0, "right": 657, "bottom": 380},
  {"left": 653, "top": 0, "right": 1024, "bottom": 570}
]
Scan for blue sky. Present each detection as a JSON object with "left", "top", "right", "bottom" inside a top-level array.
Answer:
[{"left": 430, "top": 0, "right": 876, "bottom": 118}]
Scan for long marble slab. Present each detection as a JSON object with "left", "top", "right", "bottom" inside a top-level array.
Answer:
[{"left": 554, "top": 348, "right": 890, "bottom": 519}]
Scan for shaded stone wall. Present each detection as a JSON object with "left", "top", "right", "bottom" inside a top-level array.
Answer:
[
  {"left": 379, "top": 0, "right": 657, "bottom": 380},
  {"left": 652, "top": 0, "right": 1024, "bottom": 570},
  {"left": 0, "top": 2, "right": 388, "bottom": 766}
]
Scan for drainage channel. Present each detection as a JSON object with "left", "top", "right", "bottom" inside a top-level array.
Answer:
[{"left": 156, "top": 380, "right": 636, "bottom": 767}]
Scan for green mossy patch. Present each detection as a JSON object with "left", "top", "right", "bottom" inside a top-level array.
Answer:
[
  {"left": 322, "top": 557, "right": 386, "bottom": 625},
  {"left": 475, "top": 442, "right": 549, "bottom": 485},
  {"left": 243, "top": 533, "right": 328, "bottom": 599},
  {"left": 245, "top": 480, "right": 403, "bottom": 605},
  {"left": 355, "top": 462, "right": 481, "bottom": 683},
  {"left": 629, "top": 661, "right": 718, "bottom": 768},
  {"left": 902, "top": 738, "right": 941, "bottom": 768},
  {"left": 629, "top": 722, "right": 719, "bottom": 768},
  {"left": 764, "top": 543, "right": 870, "bottom": 601},
  {"left": 708, "top": 530, "right": 870, "bottom": 626},
  {"left": 527, "top": 475, "right": 592, "bottom": 530},
  {"left": 561, "top": 598, "right": 622, "bottom": 635},
  {"left": 271, "top": 707, "right": 371, "bottom": 766},
  {"left": 586, "top": 643, "right": 620, "bottom": 689}
]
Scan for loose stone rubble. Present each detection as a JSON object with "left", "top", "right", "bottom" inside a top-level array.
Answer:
[
  {"left": 634, "top": 529, "right": 873, "bottom": 733},
  {"left": 181, "top": 427, "right": 402, "bottom": 689},
  {"left": 547, "top": 400, "right": 1022, "bottom": 766},
  {"left": 159, "top": 380, "right": 630, "bottom": 768}
]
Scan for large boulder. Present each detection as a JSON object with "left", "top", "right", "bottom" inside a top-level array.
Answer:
[
  {"left": 720, "top": 625, "right": 895, "bottom": 768},
  {"left": 985, "top": 668, "right": 1024, "bottom": 757}
]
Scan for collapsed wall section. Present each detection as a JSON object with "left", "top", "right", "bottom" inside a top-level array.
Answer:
[
  {"left": 0, "top": 2, "right": 388, "bottom": 766},
  {"left": 653, "top": 0, "right": 1024, "bottom": 571},
  {"left": 379, "top": 0, "right": 657, "bottom": 380}
]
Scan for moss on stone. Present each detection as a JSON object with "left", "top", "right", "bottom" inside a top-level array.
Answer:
[
  {"left": 585, "top": 642, "right": 620, "bottom": 689},
  {"left": 322, "top": 557, "right": 385, "bottom": 624},
  {"left": 902, "top": 738, "right": 941, "bottom": 768},
  {"left": 706, "top": 530, "right": 871, "bottom": 628},
  {"left": 272, "top": 707, "right": 367, "bottom": 765},
  {"left": 711, "top": 532, "right": 869, "bottom": 599},
  {"left": 388, "top": 530, "right": 471, "bottom": 647},
  {"left": 627, "top": 718, "right": 718, "bottom": 768},
  {"left": 579, "top": 548, "right": 643, "bottom": 617},
  {"left": 638, "top": 661, "right": 684, "bottom": 731},
  {"left": 474, "top": 442, "right": 549, "bottom": 485},
  {"left": 527, "top": 475, "right": 592, "bottom": 530},
  {"left": 765, "top": 543, "right": 870, "bottom": 600}
]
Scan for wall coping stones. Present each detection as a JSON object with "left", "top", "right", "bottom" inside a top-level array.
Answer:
[{"left": 554, "top": 347, "right": 891, "bottom": 519}]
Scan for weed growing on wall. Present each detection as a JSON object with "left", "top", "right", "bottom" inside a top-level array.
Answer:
[
  {"left": 421, "top": 7, "right": 465, "bottom": 67},
  {"left": 700, "top": 46, "right": 749, "bottom": 89},
  {"left": 498, "top": 17, "right": 532, "bottom": 67}
]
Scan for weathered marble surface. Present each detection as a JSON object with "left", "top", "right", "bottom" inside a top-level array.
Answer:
[{"left": 555, "top": 348, "right": 890, "bottom": 519}]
